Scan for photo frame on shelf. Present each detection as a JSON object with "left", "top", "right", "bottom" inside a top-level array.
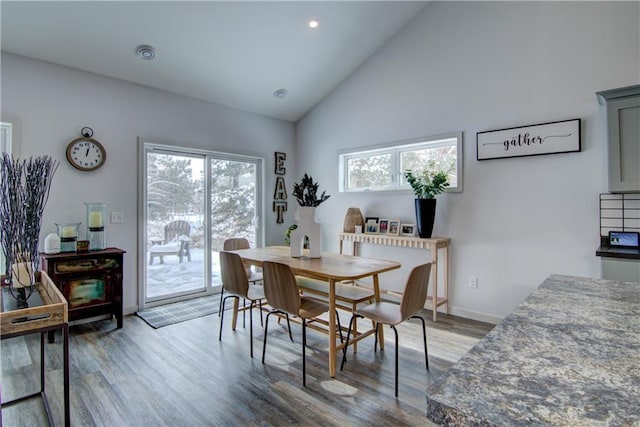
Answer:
[
  {"left": 400, "top": 223, "right": 416, "bottom": 237},
  {"left": 388, "top": 220, "right": 400, "bottom": 235},
  {"left": 365, "top": 222, "right": 379, "bottom": 234},
  {"left": 365, "top": 217, "right": 379, "bottom": 225},
  {"left": 378, "top": 219, "right": 389, "bottom": 234}
]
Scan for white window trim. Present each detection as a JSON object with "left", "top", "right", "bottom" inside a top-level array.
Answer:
[{"left": 338, "top": 131, "right": 463, "bottom": 193}]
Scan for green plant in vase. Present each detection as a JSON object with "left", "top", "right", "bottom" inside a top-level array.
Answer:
[{"left": 404, "top": 160, "right": 450, "bottom": 238}]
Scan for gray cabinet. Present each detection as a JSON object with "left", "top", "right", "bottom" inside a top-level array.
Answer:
[
  {"left": 602, "top": 258, "right": 640, "bottom": 283},
  {"left": 597, "top": 85, "right": 640, "bottom": 193}
]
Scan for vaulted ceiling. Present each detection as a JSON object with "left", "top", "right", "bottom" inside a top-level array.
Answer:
[{"left": 1, "top": 1, "right": 427, "bottom": 122}]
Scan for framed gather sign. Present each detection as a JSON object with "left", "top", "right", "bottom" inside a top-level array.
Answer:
[{"left": 476, "top": 118, "right": 581, "bottom": 161}]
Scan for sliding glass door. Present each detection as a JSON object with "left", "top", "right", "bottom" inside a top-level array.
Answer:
[{"left": 140, "top": 142, "right": 262, "bottom": 308}]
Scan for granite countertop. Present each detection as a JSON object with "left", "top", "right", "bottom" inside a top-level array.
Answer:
[{"left": 426, "top": 274, "right": 640, "bottom": 426}]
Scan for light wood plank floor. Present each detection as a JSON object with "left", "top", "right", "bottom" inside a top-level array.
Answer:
[{"left": 1, "top": 305, "right": 493, "bottom": 426}]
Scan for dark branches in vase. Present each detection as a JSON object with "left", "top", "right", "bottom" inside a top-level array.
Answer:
[
  {"left": 292, "top": 173, "right": 330, "bottom": 207},
  {"left": 0, "top": 153, "right": 58, "bottom": 305}
]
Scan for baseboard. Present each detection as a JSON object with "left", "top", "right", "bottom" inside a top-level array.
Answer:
[
  {"left": 446, "top": 306, "right": 502, "bottom": 325},
  {"left": 125, "top": 305, "right": 139, "bottom": 315}
]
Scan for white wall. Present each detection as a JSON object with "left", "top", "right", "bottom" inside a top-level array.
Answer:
[
  {"left": 297, "top": 2, "right": 640, "bottom": 323},
  {"left": 1, "top": 53, "right": 296, "bottom": 313}
]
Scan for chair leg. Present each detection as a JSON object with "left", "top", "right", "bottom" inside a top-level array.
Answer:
[
  {"left": 374, "top": 323, "right": 379, "bottom": 353},
  {"left": 243, "top": 298, "right": 246, "bottom": 329},
  {"left": 302, "top": 318, "right": 307, "bottom": 387},
  {"left": 285, "top": 314, "right": 293, "bottom": 342},
  {"left": 335, "top": 310, "right": 344, "bottom": 343},
  {"left": 391, "top": 324, "right": 399, "bottom": 397},
  {"left": 219, "top": 295, "right": 233, "bottom": 341},
  {"left": 412, "top": 315, "right": 429, "bottom": 370},
  {"left": 262, "top": 311, "right": 275, "bottom": 364},
  {"left": 249, "top": 301, "right": 254, "bottom": 358},
  {"left": 218, "top": 288, "right": 225, "bottom": 317},
  {"left": 259, "top": 300, "right": 264, "bottom": 326},
  {"left": 340, "top": 314, "right": 361, "bottom": 371}
]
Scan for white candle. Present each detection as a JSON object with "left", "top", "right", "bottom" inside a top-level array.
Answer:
[
  {"left": 89, "top": 211, "right": 103, "bottom": 227},
  {"left": 61, "top": 226, "right": 75, "bottom": 238}
]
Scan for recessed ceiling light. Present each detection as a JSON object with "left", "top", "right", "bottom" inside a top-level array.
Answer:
[
  {"left": 135, "top": 45, "right": 156, "bottom": 60},
  {"left": 308, "top": 19, "right": 319, "bottom": 29},
  {"left": 273, "top": 89, "right": 288, "bottom": 99}
]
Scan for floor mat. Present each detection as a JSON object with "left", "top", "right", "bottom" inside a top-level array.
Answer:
[{"left": 137, "top": 294, "right": 221, "bottom": 328}]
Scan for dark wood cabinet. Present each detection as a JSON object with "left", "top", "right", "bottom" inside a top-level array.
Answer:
[{"left": 41, "top": 248, "right": 125, "bottom": 337}]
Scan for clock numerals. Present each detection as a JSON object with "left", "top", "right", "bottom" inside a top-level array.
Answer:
[{"left": 66, "top": 137, "right": 106, "bottom": 171}]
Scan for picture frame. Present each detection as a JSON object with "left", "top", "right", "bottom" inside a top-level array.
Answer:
[
  {"left": 365, "top": 217, "right": 379, "bottom": 225},
  {"left": 400, "top": 223, "right": 415, "bottom": 237},
  {"left": 365, "top": 222, "right": 379, "bottom": 234},
  {"left": 378, "top": 219, "right": 389, "bottom": 234},
  {"left": 476, "top": 118, "right": 581, "bottom": 161},
  {"left": 387, "top": 220, "right": 400, "bottom": 235}
]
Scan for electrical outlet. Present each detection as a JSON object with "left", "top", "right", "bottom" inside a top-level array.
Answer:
[
  {"left": 469, "top": 276, "right": 478, "bottom": 289},
  {"left": 111, "top": 212, "right": 124, "bottom": 224}
]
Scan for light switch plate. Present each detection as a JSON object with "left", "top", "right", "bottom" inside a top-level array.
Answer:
[{"left": 111, "top": 212, "right": 124, "bottom": 224}]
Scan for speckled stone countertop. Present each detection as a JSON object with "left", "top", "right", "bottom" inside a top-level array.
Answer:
[{"left": 426, "top": 274, "right": 640, "bottom": 426}]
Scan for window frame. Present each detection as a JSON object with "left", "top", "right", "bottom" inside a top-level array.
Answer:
[{"left": 338, "top": 131, "right": 463, "bottom": 193}]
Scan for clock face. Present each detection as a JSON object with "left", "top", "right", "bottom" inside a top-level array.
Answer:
[{"left": 66, "top": 137, "right": 106, "bottom": 171}]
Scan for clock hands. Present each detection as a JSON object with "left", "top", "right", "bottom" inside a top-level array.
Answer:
[{"left": 86, "top": 147, "right": 90, "bottom": 157}]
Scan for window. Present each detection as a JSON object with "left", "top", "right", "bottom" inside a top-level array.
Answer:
[
  {"left": 0, "top": 122, "right": 11, "bottom": 276},
  {"left": 1, "top": 122, "right": 12, "bottom": 154},
  {"left": 339, "top": 132, "right": 463, "bottom": 193}
]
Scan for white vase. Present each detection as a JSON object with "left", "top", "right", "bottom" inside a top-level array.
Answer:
[{"left": 290, "top": 206, "right": 322, "bottom": 258}]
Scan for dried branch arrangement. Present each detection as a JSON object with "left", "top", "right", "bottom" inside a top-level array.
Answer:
[
  {"left": 1, "top": 153, "right": 58, "bottom": 303},
  {"left": 292, "top": 173, "right": 330, "bottom": 207}
]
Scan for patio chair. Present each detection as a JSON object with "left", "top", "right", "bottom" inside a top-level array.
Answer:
[{"left": 149, "top": 220, "right": 191, "bottom": 265}]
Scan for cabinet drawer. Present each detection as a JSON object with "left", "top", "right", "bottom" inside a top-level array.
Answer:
[
  {"left": 59, "top": 276, "right": 112, "bottom": 309},
  {"left": 55, "top": 258, "right": 118, "bottom": 274}
]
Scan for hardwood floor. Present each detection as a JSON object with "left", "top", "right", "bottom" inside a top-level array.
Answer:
[{"left": 1, "top": 306, "right": 493, "bottom": 426}]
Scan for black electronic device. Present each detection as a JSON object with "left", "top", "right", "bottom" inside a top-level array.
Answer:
[{"left": 608, "top": 231, "right": 640, "bottom": 248}]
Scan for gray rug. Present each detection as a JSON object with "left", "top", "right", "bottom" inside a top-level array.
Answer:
[{"left": 137, "top": 294, "right": 221, "bottom": 329}]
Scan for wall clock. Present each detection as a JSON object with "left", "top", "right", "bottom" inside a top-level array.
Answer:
[{"left": 65, "top": 127, "right": 106, "bottom": 171}]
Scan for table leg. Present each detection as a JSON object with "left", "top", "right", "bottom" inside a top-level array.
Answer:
[
  {"left": 373, "top": 274, "right": 384, "bottom": 350},
  {"left": 443, "top": 245, "right": 449, "bottom": 314},
  {"left": 329, "top": 278, "right": 336, "bottom": 378},
  {"left": 63, "top": 324, "right": 70, "bottom": 427},
  {"left": 430, "top": 247, "right": 438, "bottom": 322},
  {"left": 231, "top": 298, "right": 239, "bottom": 331}
]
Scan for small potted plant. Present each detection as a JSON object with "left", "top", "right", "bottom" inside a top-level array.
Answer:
[
  {"left": 290, "top": 173, "right": 330, "bottom": 257},
  {"left": 404, "top": 161, "right": 450, "bottom": 238}
]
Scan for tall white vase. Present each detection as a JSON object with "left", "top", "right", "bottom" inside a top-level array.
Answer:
[{"left": 290, "top": 206, "right": 322, "bottom": 258}]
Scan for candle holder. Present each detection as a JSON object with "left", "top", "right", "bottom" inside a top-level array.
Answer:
[
  {"left": 85, "top": 202, "right": 107, "bottom": 250},
  {"left": 56, "top": 222, "right": 81, "bottom": 252}
]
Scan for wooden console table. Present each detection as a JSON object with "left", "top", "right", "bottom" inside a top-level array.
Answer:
[
  {"left": 41, "top": 248, "right": 125, "bottom": 342},
  {"left": 1, "top": 271, "right": 70, "bottom": 426},
  {"left": 338, "top": 232, "right": 450, "bottom": 321}
]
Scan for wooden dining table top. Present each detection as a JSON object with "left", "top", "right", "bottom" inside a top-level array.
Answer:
[{"left": 228, "top": 245, "right": 401, "bottom": 281}]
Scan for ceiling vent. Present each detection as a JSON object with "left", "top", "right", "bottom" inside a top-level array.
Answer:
[
  {"left": 273, "top": 89, "right": 288, "bottom": 99},
  {"left": 135, "top": 45, "right": 156, "bottom": 60}
]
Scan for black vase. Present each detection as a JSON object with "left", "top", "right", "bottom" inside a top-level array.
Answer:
[{"left": 414, "top": 198, "right": 437, "bottom": 238}]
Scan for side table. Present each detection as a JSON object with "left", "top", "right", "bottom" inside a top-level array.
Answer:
[{"left": 0, "top": 271, "right": 70, "bottom": 427}]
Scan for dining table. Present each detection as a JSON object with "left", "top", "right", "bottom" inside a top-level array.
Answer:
[{"left": 228, "top": 245, "right": 401, "bottom": 377}]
